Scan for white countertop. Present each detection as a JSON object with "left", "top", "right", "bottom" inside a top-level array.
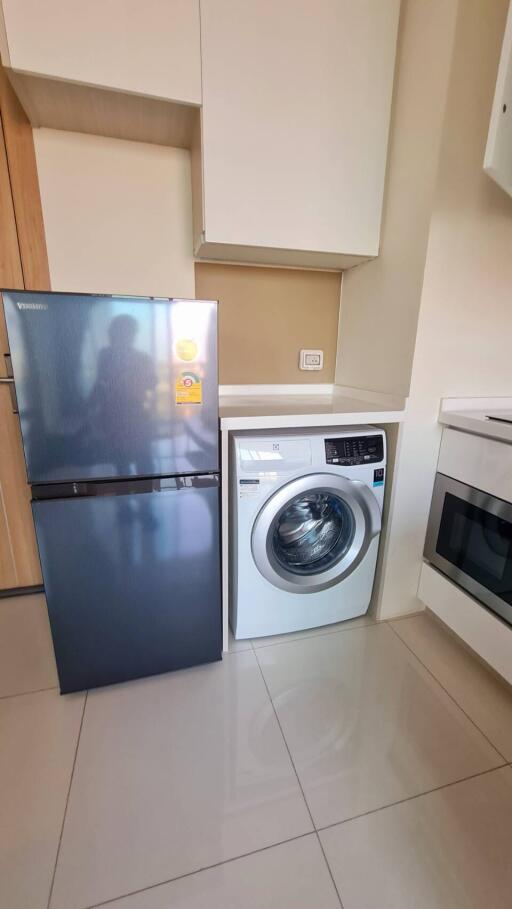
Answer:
[
  {"left": 439, "top": 402, "right": 512, "bottom": 445},
  {"left": 219, "top": 389, "right": 406, "bottom": 431}
]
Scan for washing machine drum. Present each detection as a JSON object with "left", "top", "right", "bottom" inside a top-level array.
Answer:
[{"left": 251, "top": 473, "right": 381, "bottom": 593}]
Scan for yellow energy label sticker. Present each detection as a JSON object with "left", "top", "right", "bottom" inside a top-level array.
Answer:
[
  {"left": 175, "top": 338, "right": 198, "bottom": 362},
  {"left": 175, "top": 371, "right": 202, "bottom": 405}
]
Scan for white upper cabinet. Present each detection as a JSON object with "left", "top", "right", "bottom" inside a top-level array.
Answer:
[
  {"left": 0, "top": 0, "right": 201, "bottom": 104},
  {"left": 197, "top": 0, "right": 400, "bottom": 268},
  {"left": 484, "top": 0, "right": 512, "bottom": 197}
]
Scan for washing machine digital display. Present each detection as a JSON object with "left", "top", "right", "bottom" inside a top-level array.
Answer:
[{"left": 325, "top": 435, "right": 383, "bottom": 467}]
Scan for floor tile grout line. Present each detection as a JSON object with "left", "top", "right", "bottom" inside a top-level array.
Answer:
[
  {"left": 249, "top": 619, "right": 377, "bottom": 651},
  {"left": 0, "top": 684, "right": 58, "bottom": 700},
  {"left": 46, "top": 690, "right": 88, "bottom": 909},
  {"left": 383, "top": 611, "right": 428, "bottom": 624},
  {"left": 252, "top": 648, "right": 316, "bottom": 831},
  {"left": 316, "top": 762, "right": 510, "bottom": 836},
  {"left": 314, "top": 831, "right": 346, "bottom": 909},
  {"left": 81, "top": 763, "right": 512, "bottom": 909},
  {"left": 252, "top": 647, "right": 345, "bottom": 909},
  {"left": 388, "top": 621, "right": 510, "bottom": 763},
  {"left": 83, "top": 831, "right": 316, "bottom": 909}
]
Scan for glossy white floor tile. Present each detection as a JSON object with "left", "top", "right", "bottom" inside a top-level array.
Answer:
[
  {"left": 0, "top": 593, "right": 57, "bottom": 697},
  {"left": 104, "top": 834, "right": 340, "bottom": 908},
  {"left": 3, "top": 595, "right": 512, "bottom": 909},
  {"left": 391, "top": 612, "right": 512, "bottom": 760},
  {"left": 50, "top": 651, "right": 312, "bottom": 909},
  {"left": 320, "top": 766, "right": 512, "bottom": 909},
  {"left": 256, "top": 624, "right": 503, "bottom": 828},
  {"left": 0, "top": 688, "right": 85, "bottom": 909},
  {"left": 250, "top": 613, "right": 375, "bottom": 649}
]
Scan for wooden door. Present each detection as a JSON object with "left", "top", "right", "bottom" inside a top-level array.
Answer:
[{"left": 0, "top": 63, "right": 50, "bottom": 590}]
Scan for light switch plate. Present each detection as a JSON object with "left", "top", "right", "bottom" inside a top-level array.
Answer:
[{"left": 299, "top": 349, "right": 324, "bottom": 370}]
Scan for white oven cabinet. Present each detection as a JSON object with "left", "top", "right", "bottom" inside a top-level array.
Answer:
[
  {"left": 438, "top": 427, "right": 512, "bottom": 503},
  {"left": 196, "top": 0, "right": 401, "bottom": 269},
  {"left": 0, "top": 0, "right": 201, "bottom": 105}
]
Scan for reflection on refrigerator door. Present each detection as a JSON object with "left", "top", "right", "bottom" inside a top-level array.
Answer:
[{"left": 2, "top": 292, "right": 219, "bottom": 483}]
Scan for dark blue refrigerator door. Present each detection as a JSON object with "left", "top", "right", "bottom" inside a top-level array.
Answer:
[
  {"left": 32, "top": 477, "right": 222, "bottom": 693},
  {"left": 2, "top": 291, "right": 218, "bottom": 484}
]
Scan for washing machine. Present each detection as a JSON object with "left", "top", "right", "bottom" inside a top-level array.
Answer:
[{"left": 230, "top": 426, "right": 386, "bottom": 639}]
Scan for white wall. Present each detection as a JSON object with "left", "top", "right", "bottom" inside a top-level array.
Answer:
[
  {"left": 336, "top": 0, "right": 459, "bottom": 398},
  {"left": 378, "top": 0, "right": 512, "bottom": 618},
  {"left": 33, "top": 128, "right": 195, "bottom": 298}
]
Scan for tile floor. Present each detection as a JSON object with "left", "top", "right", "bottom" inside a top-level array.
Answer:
[{"left": 1, "top": 594, "right": 512, "bottom": 909}]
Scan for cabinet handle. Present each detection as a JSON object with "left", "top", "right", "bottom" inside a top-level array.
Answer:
[{"left": 4, "top": 353, "right": 13, "bottom": 377}]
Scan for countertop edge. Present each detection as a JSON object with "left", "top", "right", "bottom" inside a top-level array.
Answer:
[{"left": 220, "top": 409, "right": 405, "bottom": 431}]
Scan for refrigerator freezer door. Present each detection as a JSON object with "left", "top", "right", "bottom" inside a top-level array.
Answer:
[
  {"left": 2, "top": 292, "right": 218, "bottom": 483},
  {"left": 32, "top": 477, "right": 221, "bottom": 693}
]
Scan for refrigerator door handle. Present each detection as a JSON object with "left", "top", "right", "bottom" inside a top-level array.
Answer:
[
  {"left": 32, "top": 473, "right": 220, "bottom": 501},
  {"left": 177, "top": 475, "right": 220, "bottom": 490}
]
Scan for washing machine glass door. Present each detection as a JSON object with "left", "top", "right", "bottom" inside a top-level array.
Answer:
[{"left": 251, "top": 473, "right": 381, "bottom": 593}]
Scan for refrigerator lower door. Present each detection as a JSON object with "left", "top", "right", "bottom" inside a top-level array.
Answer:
[{"left": 32, "top": 476, "right": 221, "bottom": 693}]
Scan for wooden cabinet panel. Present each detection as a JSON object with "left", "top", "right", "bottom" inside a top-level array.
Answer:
[
  {"left": 0, "top": 115, "right": 23, "bottom": 286},
  {"left": 0, "top": 386, "right": 42, "bottom": 587},
  {"left": 198, "top": 0, "right": 400, "bottom": 268},
  {"left": 0, "top": 481, "right": 17, "bottom": 590},
  {"left": 0, "top": 113, "right": 23, "bottom": 378},
  {"left": 0, "top": 66, "right": 50, "bottom": 291}
]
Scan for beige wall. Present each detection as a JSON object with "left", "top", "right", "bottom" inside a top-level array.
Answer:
[
  {"left": 33, "top": 128, "right": 195, "bottom": 298},
  {"left": 34, "top": 127, "right": 340, "bottom": 385},
  {"left": 336, "top": 0, "right": 459, "bottom": 398},
  {"left": 378, "top": 0, "right": 512, "bottom": 618},
  {"left": 195, "top": 263, "right": 340, "bottom": 384}
]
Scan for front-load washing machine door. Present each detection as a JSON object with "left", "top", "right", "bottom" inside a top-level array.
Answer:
[{"left": 251, "top": 473, "right": 381, "bottom": 593}]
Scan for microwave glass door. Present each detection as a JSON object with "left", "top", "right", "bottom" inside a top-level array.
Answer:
[
  {"left": 425, "top": 473, "right": 512, "bottom": 626},
  {"left": 436, "top": 492, "right": 512, "bottom": 604}
]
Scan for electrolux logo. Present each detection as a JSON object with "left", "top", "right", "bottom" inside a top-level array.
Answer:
[{"left": 17, "top": 302, "right": 48, "bottom": 310}]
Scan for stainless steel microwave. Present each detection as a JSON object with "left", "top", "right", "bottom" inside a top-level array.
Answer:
[{"left": 424, "top": 473, "right": 512, "bottom": 627}]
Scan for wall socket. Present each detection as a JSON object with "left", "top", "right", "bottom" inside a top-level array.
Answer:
[{"left": 299, "top": 349, "right": 324, "bottom": 370}]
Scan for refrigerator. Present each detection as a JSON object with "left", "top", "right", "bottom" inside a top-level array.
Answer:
[{"left": 2, "top": 290, "right": 222, "bottom": 693}]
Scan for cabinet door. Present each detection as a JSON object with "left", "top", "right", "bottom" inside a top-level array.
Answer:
[
  {"left": 199, "top": 0, "right": 400, "bottom": 266},
  {"left": 0, "top": 0, "right": 201, "bottom": 105}
]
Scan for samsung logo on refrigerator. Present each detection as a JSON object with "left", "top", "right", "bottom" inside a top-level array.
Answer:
[{"left": 17, "top": 302, "right": 48, "bottom": 310}]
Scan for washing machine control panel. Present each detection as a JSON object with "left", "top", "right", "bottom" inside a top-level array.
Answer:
[{"left": 325, "top": 435, "right": 384, "bottom": 466}]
